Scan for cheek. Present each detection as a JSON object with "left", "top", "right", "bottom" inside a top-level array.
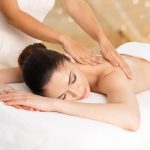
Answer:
[
  {"left": 78, "top": 73, "right": 88, "bottom": 85},
  {"left": 77, "top": 72, "right": 90, "bottom": 93}
]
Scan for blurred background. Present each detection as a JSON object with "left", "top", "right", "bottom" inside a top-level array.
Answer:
[{"left": 43, "top": 0, "right": 150, "bottom": 53}]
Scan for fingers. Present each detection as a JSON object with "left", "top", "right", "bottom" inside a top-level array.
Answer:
[
  {"left": 0, "top": 91, "right": 41, "bottom": 112},
  {"left": 3, "top": 88, "right": 16, "bottom": 94},
  {"left": 13, "top": 105, "right": 23, "bottom": 109},
  {"left": 18, "top": 105, "right": 35, "bottom": 111},
  {"left": 5, "top": 103, "right": 37, "bottom": 111},
  {"left": 75, "top": 51, "right": 103, "bottom": 66},
  {"left": 3, "top": 99, "right": 23, "bottom": 105},
  {"left": 107, "top": 52, "right": 132, "bottom": 79},
  {"left": 63, "top": 52, "right": 75, "bottom": 63},
  {"left": 84, "top": 53, "right": 103, "bottom": 65},
  {"left": 0, "top": 92, "right": 22, "bottom": 102},
  {"left": 117, "top": 59, "right": 132, "bottom": 80},
  {"left": 0, "top": 87, "right": 15, "bottom": 95}
]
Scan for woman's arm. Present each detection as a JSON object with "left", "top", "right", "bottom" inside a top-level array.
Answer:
[
  {"left": 62, "top": 0, "right": 132, "bottom": 79},
  {"left": 0, "top": 0, "right": 63, "bottom": 45},
  {"left": 62, "top": 0, "right": 104, "bottom": 42},
  {"left": 0, "top": 0, "right": 101, "bottom": 65},
  {"left": 54, "top": 68, "right": 140, "bottom": 131},
  {"left": 0, "top": 67, "right": 23, "bottom": 83},
  {"left": 0, "top": 69, "right": 140, "bottom": 131}
]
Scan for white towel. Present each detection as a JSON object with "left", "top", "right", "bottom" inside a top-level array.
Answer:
[{"left": 0, "top": 42, "right": 150, "bottom": 150}]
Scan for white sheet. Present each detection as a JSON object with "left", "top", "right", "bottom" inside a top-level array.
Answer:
[{"left": 0, "top": 42, "right": 150, "bottom": 150}]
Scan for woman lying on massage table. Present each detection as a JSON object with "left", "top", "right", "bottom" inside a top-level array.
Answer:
[{"left": 0, "top": 43, "right": 150, "bottom": 131}]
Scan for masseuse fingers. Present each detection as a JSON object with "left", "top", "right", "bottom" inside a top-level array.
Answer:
[
  {"left": 84, "top": 53, "right": 103, "bottom": 65},
  {"left": 76, "top": 57, "right": 88, "bottom": 65},
  {"left": 86, "top": 50, "right": 104, "bottom": 62},
  {"left": 82, "top": 51, "right": 103, "bottom": 65},
  {"left": 106, "top": 50, "right": 132, "bottom": 79},
  {"left": 115, "top": 54, "right": 132, "bottom": 79},
  {"left": 73, "top": 47, "right": 103, "bottom": 65},
  {"left": 119, "top": 62, "right": 132, "bottom": 80},
  {"left": 81, "top": 56, "right": 97, "bottom": 66},
  {"left": 77, "top": 53, "right": 103, "bottom": 66},
  {"left": 63, "top": 52, "right": 75, "bottom": 63}
]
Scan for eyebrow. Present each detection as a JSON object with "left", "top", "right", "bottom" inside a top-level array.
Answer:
[{"left": 57, "top": 71, "right": 72, "bottom": 99}]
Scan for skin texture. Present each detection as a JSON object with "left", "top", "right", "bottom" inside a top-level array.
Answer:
[
  {"left": 0, "top": 0, "right": 131, "bottom": 78},
  {"left": 1, "top": 54, "right": 150, "bottom": 130}
]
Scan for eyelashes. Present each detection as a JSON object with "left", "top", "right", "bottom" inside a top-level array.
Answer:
[
  {"left": 72, "top": 73, "right": 76, "bottom": 84},
  {"left": 62, "top": 94, "right": 66, "bottom": 100},
  {"left": 62, "top": 73, "right": 77, "bottom": 100}
]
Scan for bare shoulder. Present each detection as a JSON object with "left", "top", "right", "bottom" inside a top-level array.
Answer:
[
  {"left": 98, "top": 67, "right": 129, "bottom": 92},
  {"left": 97, "top": 67, "right": 137, "bottom": 104}
]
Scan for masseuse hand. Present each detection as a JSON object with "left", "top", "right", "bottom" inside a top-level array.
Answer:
[
  {"left": 99, "top": 37, "right": 132, "bottom": 79},
  {"left": 61, "top": 36, "right": 103, "bottom": 65},
  {"left": 0, "top": 89, "right": 55, "bottom": 112}
]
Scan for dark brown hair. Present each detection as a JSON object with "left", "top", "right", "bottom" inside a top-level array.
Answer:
[{"left": 18, "top": 43, "right": 70, "bottom": 95}]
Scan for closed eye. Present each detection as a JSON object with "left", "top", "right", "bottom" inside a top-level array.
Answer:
[
  {"left": 71, "top": 72, "right": 76, "bottom": 84},
  {"left": 62, "top": 93, "right": 66, "bottom": 100},
  {"left": 58, "top": 71, "right": 76, "bottom": 100},
  {"left": 61, "top": 73, "right": 76, "bottom": 100}
]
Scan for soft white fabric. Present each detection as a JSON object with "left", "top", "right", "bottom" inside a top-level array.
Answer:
[
  {"left": 0, "top": 42, "right": 150, "bottom": 150},
  {"left": 0, "top": 0, "right": 55, "bottom": 68},
  {"left": 117, "top": 42, "right": 150, "bottom": 62}
]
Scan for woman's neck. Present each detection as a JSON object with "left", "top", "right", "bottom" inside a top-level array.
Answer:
[
  {"left": 76, "top": 63, "right": 103, "bottom": 90},
  {"left": 75, "top": 60, "right": 116, "bottom": 91}
]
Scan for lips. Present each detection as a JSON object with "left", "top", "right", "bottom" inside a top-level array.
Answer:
[{"left": 80, "top": 88, "right": 87, "bottom": 99}]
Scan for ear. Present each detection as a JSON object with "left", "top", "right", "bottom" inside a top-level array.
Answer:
[{"left": 63, "top": 52, "right": 75, "bottom": 63}]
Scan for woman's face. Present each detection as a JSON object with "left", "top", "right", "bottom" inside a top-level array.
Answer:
[{"left": 44, "top": 61, "right": 90, "bottom": 101}]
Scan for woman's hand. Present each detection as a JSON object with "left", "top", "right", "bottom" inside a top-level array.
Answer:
[
  {"left": 0, "top": 89, "right": 56, "bottom": 112},
  {"left": 0, "top": 84, "right": 34, "bottom": 111},
  {"left": 99, "top": 37, "right": 132, "bottom": 79},
  {"left": 61, "top": 36, "right": 103, "bottom": 65},
  {"left": 0, "top": 83, "right": 14, "bottom": 95}
]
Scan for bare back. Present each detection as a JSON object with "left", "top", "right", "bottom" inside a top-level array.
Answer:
[
  {"left": 83, "top": 54, "right": 150, "bottom": 94},
  {"left": 122, "top": 54, "right": 150, "bottom": 93}
]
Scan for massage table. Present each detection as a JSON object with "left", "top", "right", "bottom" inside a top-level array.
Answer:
[{"left": 0, "top": 42, "right": 150, "bottom": 150}]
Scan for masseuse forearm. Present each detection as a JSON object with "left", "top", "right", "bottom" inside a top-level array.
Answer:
[
  {"left": 54, "top": 100, "right": 139, "bottom": 131},
  {"left": 6, "top": 10, "right": 64, "bottom": 45},
  {"left": 63, "top": 0, "right": 105, "bottom": 42}
]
